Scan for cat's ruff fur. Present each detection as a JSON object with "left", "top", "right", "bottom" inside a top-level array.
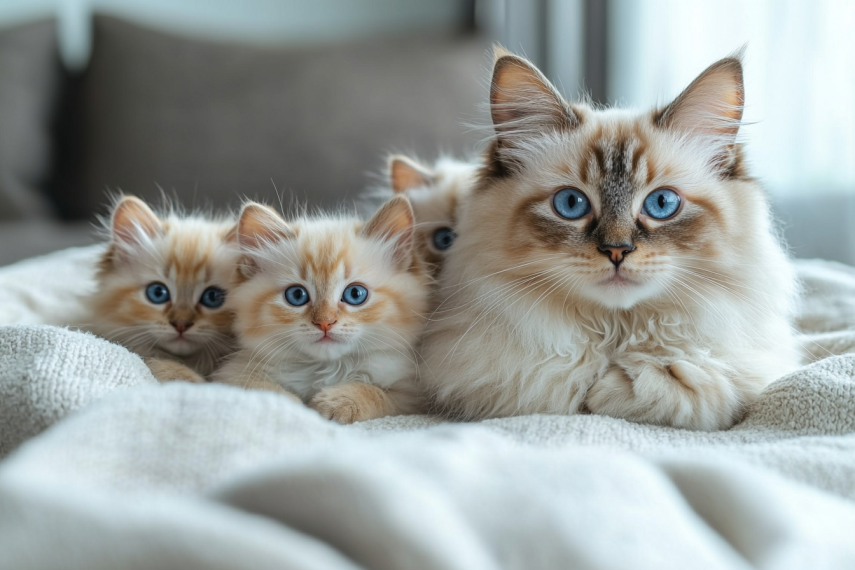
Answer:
[
  {"left": 84, "top": 196, "right": 239, "bottom": 379},
  {"left": 419, "top": 47, "right": 799, "bottom": 430},
  {"left": 211, "top": 197, "right": 430, "bottom": 423}
]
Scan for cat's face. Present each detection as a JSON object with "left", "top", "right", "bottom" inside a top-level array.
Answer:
[
  {"left": 388, "top": 156, "right": 478, "bottom": 271},
  {"left": 95, "top": 197, "right": 239, "bottom": 358},
  {"left": 231, "top": 197, "right": 429, "bottom": 362},
  {"left": 462, "top": 49, "right": 756, "bottom": 311}
]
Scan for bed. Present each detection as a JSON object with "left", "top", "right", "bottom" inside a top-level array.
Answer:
[{"left": 1, "top": 245, "right": 854, "bottom": 569}]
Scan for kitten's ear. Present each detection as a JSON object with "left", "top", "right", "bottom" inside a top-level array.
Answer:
[
  {"left": 237, "top": 203, "right": 295, "bottom": 250},
  {"left": 490, "top": 46, "right": 579, "bottom": 144},
  {"left": 388, "top": 155, "right": 435, "bottom": 193},
  {"left": 223, "top": 223, "right": 239, "bottom": 244},
  {"left": 362, "top": 195, "right": 415, "bottom": 269},
  {"left": 655, "top": 52, "right": 744, "bottom": 168},
  {"left": 110, "top": 196, "right": 162, "bottom": 246}
]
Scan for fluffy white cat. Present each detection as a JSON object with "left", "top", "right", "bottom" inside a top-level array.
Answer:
[{"left": 418, "top": 48, "right": 799, "bottom": 430}]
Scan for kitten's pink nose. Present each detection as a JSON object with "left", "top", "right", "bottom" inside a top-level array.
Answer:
[
  {"left": 313, "top": 320, "right": 337, "bottom": 333},
  {"left": 598, "top": 243, "right": 635, "bottom": 267},
  {"left": 171, "top": 320, "right": 193, "bottom": 334}
]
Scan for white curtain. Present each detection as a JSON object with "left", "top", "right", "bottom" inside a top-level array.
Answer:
[{"left": 609, "top": 0, "right": 855, "bottom": 198}]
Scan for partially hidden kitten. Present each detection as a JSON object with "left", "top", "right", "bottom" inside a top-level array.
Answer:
[
  {"left": 418, "top": 47, "right": 799, "bottom": 430},
  {"left": 211, "top": 196, "right": 430, "bottom": 424},
  {"left": 85, "top": 196, "right": 240, "bottom": 381},
  {"left": 385, "top": 155, "right": 479, "bottom": 275}
]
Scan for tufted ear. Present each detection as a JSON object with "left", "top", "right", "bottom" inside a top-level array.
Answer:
[
  {"left": 237, "top": 202, "right": 295, "bottom": 251},
  {"left": 490, "top": 45, "right": 579, "bottom": 146},
  {"left": 362, "top": 195, "right": 414, "bottom": 269},
  {"left": 655, "top": 52, "right": 745, "bottom": 169},
  {"left": 110, "top": 196, "right": 162, "bottom": 247},
  {"left": 388, "top": 155, "right": 435, "bottom": 193}
]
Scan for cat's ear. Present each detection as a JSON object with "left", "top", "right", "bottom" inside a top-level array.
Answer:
[
  {"left": 362, "top": 195, "right": 415, "bottom": 269},
  {"left": 237, "top": 203, "right": 296, "bottom": 250},
  {"left": 655, "top": 52, "right": 744, "bottom": 168},
  {"left": 490, "top": 46, "right": 579, "bottom": 145},
  {"left": 388, "top": 155, "right": 435, "bottom": 193},
  {"left": 110, "top": 196, "right": 162, "bottom": 247},
  {"left": 223, "top": 223, "right": 239, "bottom": 244}
]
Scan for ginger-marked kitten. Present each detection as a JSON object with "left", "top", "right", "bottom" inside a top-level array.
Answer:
[
  {"left": 211, "top": 196, "right": 430, "bottom": 424},
  {"left": 419, "top": 47, "right": 799, "bottom": 430},
  {"left": 86, "top": 196, "right": 239, "bottom": 381},
  {"left": 385, "top": 155, "right": 478, "bottom": 274}
]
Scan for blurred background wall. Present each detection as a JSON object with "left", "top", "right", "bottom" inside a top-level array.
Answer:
[
  {"left": 0, "top": 0, "right": 474, "bottom": 70},
  {"left": 0, "top": 0, "right": 852, "bottom": 267}
]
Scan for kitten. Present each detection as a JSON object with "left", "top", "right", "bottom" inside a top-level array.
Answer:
[
  {"left": 85, "top": 196, "right": 239, "bottom": 381},
  {"left": 211, "top": 196, "right": 430, "bottom": 424},
  {"left": 418, "top": 47, "right": 799, "bottom": 430},
  {"left": 384, "top": 155, "right": 479, "bottom": 275}
]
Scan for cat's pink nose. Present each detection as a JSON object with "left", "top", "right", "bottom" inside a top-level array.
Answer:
[
  {"left": 597, "top": 243, "right": 635, "bottom": 267},
  {"left": 171, "top": 320, "right": 193, "bottom": 334},
  {"left": 313, "top": 320, "right": 337, "bottom": 333}
]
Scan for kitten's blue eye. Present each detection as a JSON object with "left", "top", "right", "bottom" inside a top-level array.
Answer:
[
  {"left": 643, "top": 188, "right": 681, "bottom": 219},
  {"left": 145, "top": 282, "right": 170, "bottom": 304},
  {"left": 432, "top": 227, "right": 455, "bottom": 251},
  {"left": 552, "top": 188, "right": 591, "bottom": 220},
  {"left": 199, "top": 287, "right": 226, "bottom": 308},
  {"left": 342, "top": 284, "right": 368, "bottom": 306},
  {"left": 284, "top": 285, "right": 310, "bottom": 306}
]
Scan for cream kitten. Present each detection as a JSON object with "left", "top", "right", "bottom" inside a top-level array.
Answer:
[
  {"left": 85, "top": 196, "right": 239, "bottom": 381},
  {"left": 385, "top": 155, "right": 479, "bottom": 274},
  {"left": 211, "top": 196, "right": 430, "bottom": 424},
  {"left": 418, "top": 48, "right": 799, "bottom": 430}
]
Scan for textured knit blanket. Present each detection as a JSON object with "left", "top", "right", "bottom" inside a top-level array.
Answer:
[{"left": 0, "top": 246, "right": 854, "bottom": 570}]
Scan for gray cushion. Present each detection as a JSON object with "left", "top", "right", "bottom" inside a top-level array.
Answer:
[
  {"left": 0, "top": 20, "right": 60, "bottom": 220},
  {"left": 72, "top": 16, "right": 488, "bottom": 217}
]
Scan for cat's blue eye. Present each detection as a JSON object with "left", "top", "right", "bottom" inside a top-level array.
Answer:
[
  {"left": 145, "top": 282, "right": 170, "bottom": 304},
  {"left": 432, "top": 227, "right": 455, "bottom": 251},
  {"left": 342, "top": 284, "right": 368, "bottom": 306},
  {"left": 284, "top": 285, "right": 310, "bottom": 306},
  {"left": 552, "top": 188, "right": 591, "bottom": 220},
  {"left": 643, "top": 188, "right": 681, "bottom": 220},
  {"left": 199, "top": 286, "right": 226, "bottom": 308}
]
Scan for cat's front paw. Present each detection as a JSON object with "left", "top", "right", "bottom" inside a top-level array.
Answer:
[
  {"left": 144, "top": 358, "right": 206, "bottom": 384},
  {"left": 310, "top": 383, "right": 394, "bottom": 424},
  {"left": 585, "top": 355, "right": 744, "bottom": 430}
]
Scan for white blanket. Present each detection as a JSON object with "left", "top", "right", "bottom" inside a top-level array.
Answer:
[{"left": 1, "top": 247, "right": 854, "bottom": 570}]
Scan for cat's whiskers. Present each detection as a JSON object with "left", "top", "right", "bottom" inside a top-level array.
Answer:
[
  {"left": 666, "top": 265, "right": 779, "bottom": 321},
  {"left": 647, "top": 273, "right": 700, "bottom": 336},
  {"left": 359, "top": 331, "right": 419, "bottom": 366},
  {"left": 429, "top": 267, "right": 560, "bottom": 321},
  {"left": 432, "top": 253, "right": 569, "bottom": 306},
  {"left": 239, "top": 330, "right": 305, "bottom": 385},
  {"left": 670, "top": 262, "right": 779, "bottom": 300},
  {"left": 441, "top": 269, "right": 563, "bottom": 365},
  {"left": 509, "top": 268, "right": 581, "bottom": 336},
  {"left": 241, "top": 337, "right": 303, "bottom": 391},
  {"left": 665, "top": 265, "right": 827, "bottom": 360}
]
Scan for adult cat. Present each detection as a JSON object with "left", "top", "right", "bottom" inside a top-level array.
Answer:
[{"left": 419, "top": 48, "right": 799, "bottom": 430}]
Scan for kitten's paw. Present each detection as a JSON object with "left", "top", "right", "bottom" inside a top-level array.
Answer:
[
  {"left": 144, "top": 358, "right": 206, "bottom": 384},
  {"left": 585, "top": 356, "right": 743, "bottom": 430},
  {"left": 310, "top": 383, "right": 394, "bottom": 424}
]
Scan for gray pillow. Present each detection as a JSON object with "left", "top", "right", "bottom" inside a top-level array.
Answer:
[
  {"left": 0, "top": 20, "right": 60, "bottom": 220},
  {"left": 72, "top": 16, "right": 488, "bottom": 217}
]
